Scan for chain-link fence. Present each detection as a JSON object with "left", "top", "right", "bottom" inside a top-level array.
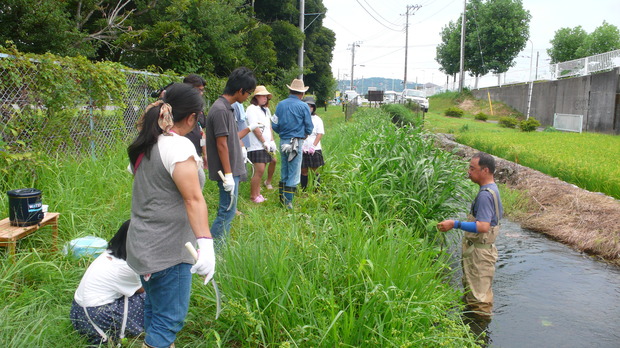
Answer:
[{"left": 0, "top": 54, "right": 180, "bottom": 158}]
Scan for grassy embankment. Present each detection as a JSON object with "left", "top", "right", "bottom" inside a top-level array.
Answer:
[
  {"left": 425, "top": 91, "right": 620, "bottom": 200},
  {"left": 0, "top": 106, "right": 482, "bottom": 347}
]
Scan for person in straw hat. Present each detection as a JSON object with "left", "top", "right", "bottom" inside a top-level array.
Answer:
[
  {"left": 271, "top": 78, "right": 314, "bottom": 209},
  {"left": 245, "top": 85, "right": 278, "bottom": 203}
]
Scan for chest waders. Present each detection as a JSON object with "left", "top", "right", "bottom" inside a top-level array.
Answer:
[{"left": 462, "top": 188, "right": 500, "bottom": 316}]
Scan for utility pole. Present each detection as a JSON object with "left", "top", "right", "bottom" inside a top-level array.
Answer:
[
  {"left": 458, "top": 0, "right": 466, "bottom": 92},
  {"left": 349, "top": 41, "right": 362, "bottom": 90},
  {"left": 298, "top": 0, "right": 305, "bottom": 79},
  {"left": 403, "top": 4, "right": 421, "bottom": 91}
]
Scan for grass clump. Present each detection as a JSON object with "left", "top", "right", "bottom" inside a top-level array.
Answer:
[
  {"left": 519, "top": 117, "right": 541, "bottom": 132},
  {"left": 498, "top": 116, "right": 519, "bottom": 128},
  {"left": 474, "top": 112, "right": 488, "bottom": 121},
  {"left": 381, "top": 103, "right": 423, "bottom": 128},
  {"left": 445, "top": 107, "right": 464, "bottom": 118}
]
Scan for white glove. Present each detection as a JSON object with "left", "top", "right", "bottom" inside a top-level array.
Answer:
[
  {"left": 222, "top": 173, "right": 235, "bottom": 192},
  {"left": 242, "top": 147, "right": 248, "bottom": 162},
  {"left": 281, "top": 143, "right": 292, "bottom": 153},
  {"left": 248, "top": 123, "right": 260, "bottom": 131},
  {"left": 262, "top": 141, "right": 270, "bottom": 151},
  {"left": 190, "top": 238, "right": 216, "bottom": 284},
  {"left": 269, "top": 140, "right": 277, "bottom": 152},
  {"left": 271, "top": 114, "right": 278, "bottom": 125}
]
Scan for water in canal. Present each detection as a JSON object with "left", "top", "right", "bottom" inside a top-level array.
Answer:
[{"left": 450, "top": 220, "right": 620, "bottom": 348}]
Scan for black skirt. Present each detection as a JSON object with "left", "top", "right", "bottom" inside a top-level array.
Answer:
[
  {"left": 247, "top": 149, "right": 273, "bottom": 164},
  {"left": 302, "top": 150, "right": 325, "bottom": 168}
]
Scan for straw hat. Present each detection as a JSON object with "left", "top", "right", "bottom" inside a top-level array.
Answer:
[
  {"left": 253, "top": 85, "right": 272, "bottom": 99},
  {"left": 286, "top": 79, "right": 310, "bottom": 93}
]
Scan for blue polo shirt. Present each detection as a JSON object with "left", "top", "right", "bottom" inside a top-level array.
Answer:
[{"left": 273, "top": 95, "right": 313, "bottom": 139}]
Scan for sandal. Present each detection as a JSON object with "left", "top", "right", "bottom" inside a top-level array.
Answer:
[
  {"left": 251, "top": 195, "right": 267, "bottom": 203},
  {"left": 264, "top": 181, "right": 274, "bottom": 190}
]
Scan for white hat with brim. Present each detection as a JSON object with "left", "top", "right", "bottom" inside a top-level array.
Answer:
[
  {"left": 253, "top": 85, "right": 272, "bottom": 99},
  {"left": 286, "top": 79, "right": 310, "bottom": 93}
]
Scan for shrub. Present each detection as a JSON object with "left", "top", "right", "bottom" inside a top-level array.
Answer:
[
  {"left": 474, "top": 112, "right": 488, "bottom": 121},
  {"left": 444, "top": 107, "right": 464, "bottom": 118},
  {"left": 498, "top": 116, "right": 519, "bottom": 128},
  {"left": 519, "top": 117, "right": 541, "bottom": 132},
  {"left": 543, "top": 126, "right": 558, "bottom": 132}
]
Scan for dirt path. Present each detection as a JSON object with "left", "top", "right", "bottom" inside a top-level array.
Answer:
[{"left": 435, "top": 133, "right": 620, "bottom": 265}]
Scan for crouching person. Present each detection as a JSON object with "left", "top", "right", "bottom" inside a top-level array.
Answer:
[{"left": 70, "top": 220, "right": 145, "bottom": 345}]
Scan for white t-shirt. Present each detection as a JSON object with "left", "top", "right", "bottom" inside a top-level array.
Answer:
[
  {"left": 157, "top": 133, "right": 203, "bottom": 176},
  {"left": 74, "top": 250, "right": 142, "bottom": 307},
  {"left": 303, "top": 115, "right": 325, "bottom": 151},
  {"left": 245, "top": 104, "right": 273, "bottom": 152},
  {"left": 127, "top": 133, "right": 202, "bottom": 176}
]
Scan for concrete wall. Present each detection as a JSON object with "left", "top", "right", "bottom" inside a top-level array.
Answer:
[{"left": 472, "top": 67, "right": 620, "bottom": 134}]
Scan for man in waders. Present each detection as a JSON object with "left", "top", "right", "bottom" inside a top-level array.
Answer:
[{"left": 438, "top": 152, "right": 503, "bottom": 317}]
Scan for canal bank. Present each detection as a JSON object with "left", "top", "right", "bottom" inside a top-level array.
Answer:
[{"left": 434, "top": 133, "right": 620, "bottom": 265}]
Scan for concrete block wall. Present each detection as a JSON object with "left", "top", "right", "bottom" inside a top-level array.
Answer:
[{"left": 472, "top": 67, "right": 620, "bottom": 135}]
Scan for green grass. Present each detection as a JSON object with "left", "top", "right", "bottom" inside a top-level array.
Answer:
[
  {"left": 424, "top": 92, "right": 620, "bottom": 199},
  {"left": 0, "top": 106, "right": 481, "bottom": 347},
  {"left": 457, "top": 131, "right": 620, "bottom": 199}
]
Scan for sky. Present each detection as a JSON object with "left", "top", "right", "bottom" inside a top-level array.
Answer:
[{"left": 321, "top": 0, "right": 620, "bottom": 90}]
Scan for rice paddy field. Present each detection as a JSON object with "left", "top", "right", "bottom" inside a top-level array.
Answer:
[
  {"left": 425, "top": 93, "right": 620, "bottom": 200},
  {"left": 0, "top": 106, "right": 482, "bottom": 347}
]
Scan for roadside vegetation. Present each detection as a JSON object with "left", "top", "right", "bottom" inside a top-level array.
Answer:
[
  {"left": 0, "top": 107, "right": 482, "bottom": 346},
  {"left": 427, "top": 92, "right": 620, "bottom": 199}
]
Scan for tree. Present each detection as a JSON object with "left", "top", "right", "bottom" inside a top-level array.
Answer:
[
  {"left": 547, "top": 26, "right": 588, "bottom": 63},
  {"left": 463, "top": 0, "right": 530, "bottom": 81},
  {"left": 304, "top": 27, "right": 336, "bottom": 106},
  {"left": 0, "top": 0, "right": 93, "bottom": 57},
  {"left": 436, "top": 20, "right": 461, "bottom": 83},
  {"left": 436, "top": 0, "right": 530, "bottom": 87},
  {"left": 576, "top": 21, "right": 620, "bottom": 58}
]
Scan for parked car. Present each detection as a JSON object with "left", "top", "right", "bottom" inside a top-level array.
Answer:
[
  {"left": 383, "top": 90, "right": 399, "bottom": 104},
  {"left": 401, "top": 89, "right": 429, "bottom": 112}
]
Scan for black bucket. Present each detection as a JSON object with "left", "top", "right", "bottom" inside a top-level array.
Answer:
[{"left": 7, "top": 188, "right": 44, "bottom": 227}]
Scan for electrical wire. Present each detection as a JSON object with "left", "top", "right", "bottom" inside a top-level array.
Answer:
[
  {"left": 354, "top": 0, "right": 402, "bottom": 32},
  {"left": 360, "top": 0, "right": 401, "bottom": 27}
]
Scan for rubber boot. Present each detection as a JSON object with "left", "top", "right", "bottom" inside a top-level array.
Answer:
[
  {"left": 300, "top": 174, "right": 309, "bottom": 190},
  {"left": 278, "top": 181, "right": 285, "bottom": 205},
  {"left": 283, "top": 186, "right": 297, "bottom": 209}
]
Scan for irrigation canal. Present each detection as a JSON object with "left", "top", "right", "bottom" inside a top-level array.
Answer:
[{"left": 450, "top": 220, "right": 620, "bottom": 348}]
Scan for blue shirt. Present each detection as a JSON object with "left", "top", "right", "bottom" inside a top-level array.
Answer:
[
  {"left": 471, "top": 183, "right": 503, "bottom": 226},
  {"left": 273, "top": 95, "right": 313, "bottom": 139},
  {"left": 233, "top": 102, "right": 250, "bottom": 148}
]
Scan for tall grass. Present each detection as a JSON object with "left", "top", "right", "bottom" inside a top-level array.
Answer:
[{"left": 0, "top": 106, "right": 480, "bottom": 347}]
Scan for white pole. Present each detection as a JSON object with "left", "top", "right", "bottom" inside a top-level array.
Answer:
[
  {"left": 458, "top": 0, "right": 466, "bottom": 92},
  {"left": 298, "top": 0, "right": 305, "bottom": 79},
  {"left": 526, "top": 40, "right": 534, "bottom": 119}
]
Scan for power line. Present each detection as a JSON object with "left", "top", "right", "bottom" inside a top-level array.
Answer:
[
  {"left": 355, "top": 0, "right": 402, "bottom": 32},
  {"left": 360, "top": 0, "right": 401, "bottom": 27}
]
